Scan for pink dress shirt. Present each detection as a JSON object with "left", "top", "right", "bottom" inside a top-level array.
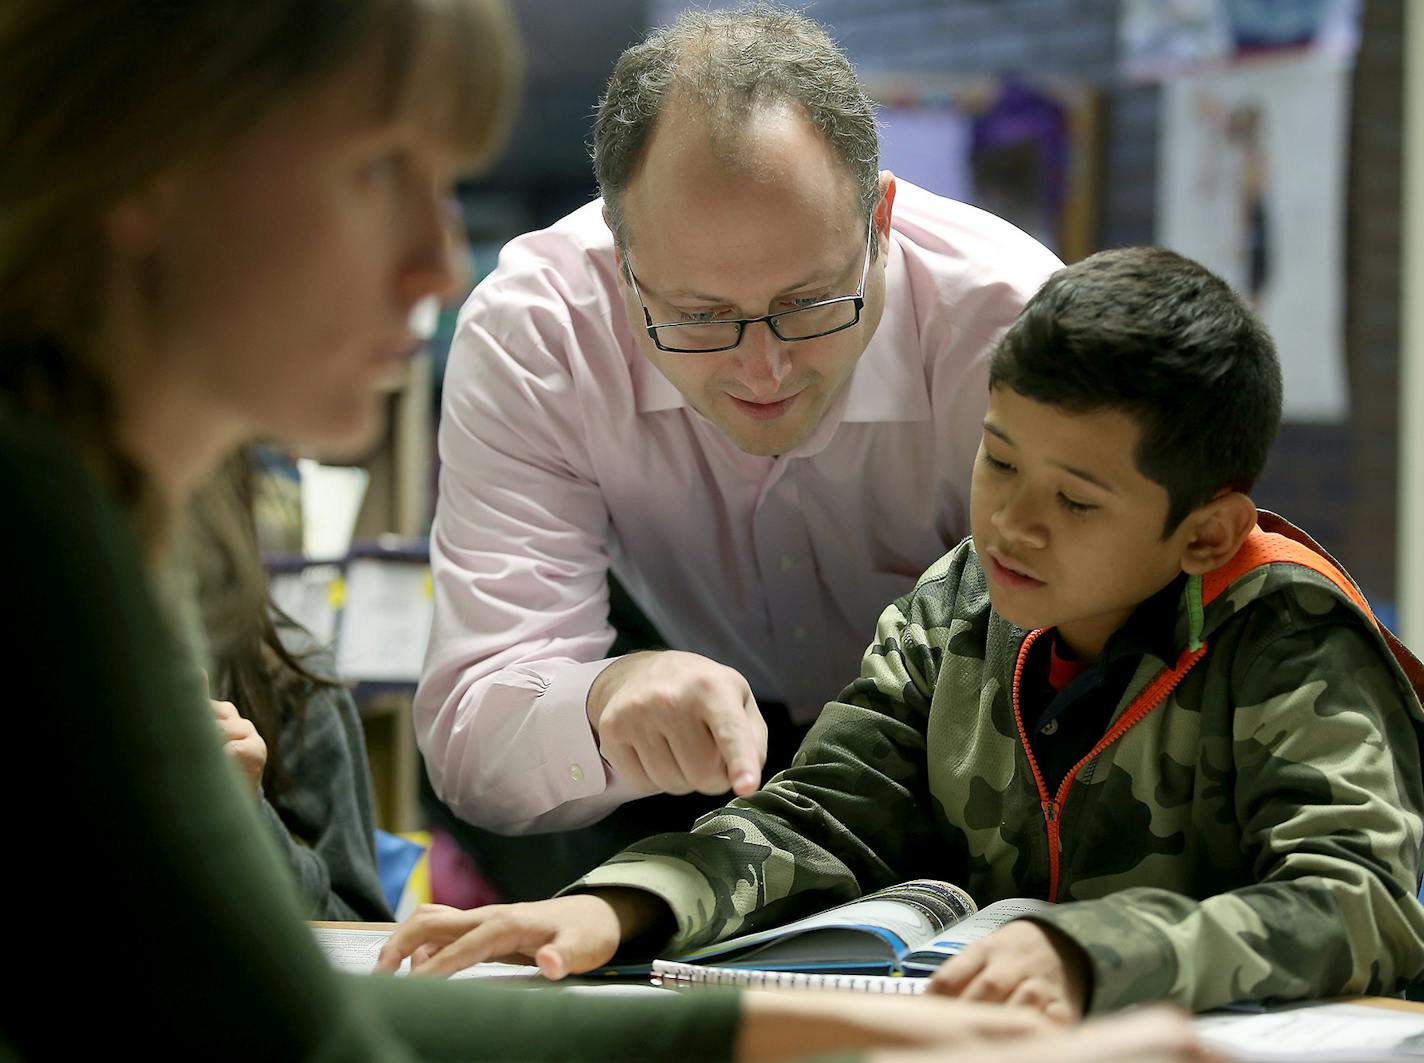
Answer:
[{"left": 418, "top": 180, "right": 1062, "bottom": 832}]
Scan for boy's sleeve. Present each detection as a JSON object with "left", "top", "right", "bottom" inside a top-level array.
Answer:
[
  {"left": 565, "top": 589, "right": 948, "bottom": 954},
  {"left": 1032, "top": 609, "right": 1424, "bottom": 1013}
]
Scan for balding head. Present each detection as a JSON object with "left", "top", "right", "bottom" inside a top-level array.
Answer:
[{"left": 592, "top": 3, "right": 880, "bottom": 251}]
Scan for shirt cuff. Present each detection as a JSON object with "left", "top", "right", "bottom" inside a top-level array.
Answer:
[{"left": 526, "top": 657, "right": 646, "bottom": 820}]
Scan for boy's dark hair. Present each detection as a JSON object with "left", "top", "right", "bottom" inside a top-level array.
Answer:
[{"left": 989, "top": 246, "right": 1283, "bottom": 535}]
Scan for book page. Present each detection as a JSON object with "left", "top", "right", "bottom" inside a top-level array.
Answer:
[
  {"left": 1194, "top": 1001, "right": 1424, "bottom": 1060},
  {"left": 901, "top": 897, "right": 1055, "bottom": 970},
  {"left": 674, "top": 879, "right": 976, "bottom": 970},
  {"left": 311, "top": 926, "right": 540, "bottom": 980}
]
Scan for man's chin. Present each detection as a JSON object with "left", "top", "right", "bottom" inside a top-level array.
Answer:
[
  {"left": 689, "top": 392, "right": 821, "bottom": 456},
  {"left": 722, "top": 419, "right": 815, "bottom": 456}
]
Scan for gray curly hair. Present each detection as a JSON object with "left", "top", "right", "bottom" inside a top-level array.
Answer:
[{"left": 592, "top": 3, "right": 880, "bottom": 250}]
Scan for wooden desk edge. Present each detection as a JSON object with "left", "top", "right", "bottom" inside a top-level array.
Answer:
[{"left": 1344, "top": 995, "right": 1424, "bottom": 1013}]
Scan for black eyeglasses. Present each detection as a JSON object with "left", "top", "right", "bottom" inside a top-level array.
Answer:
[{"left": 624, "top": 220, "right": 875, "bottom": 354}]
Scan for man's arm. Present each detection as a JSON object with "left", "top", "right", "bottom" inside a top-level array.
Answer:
[
  {"left": 375, "top": 551, "right": 988, "bottom": 976},
  {"left": 416, "top": 300, "right": 642, "bottom": 833},
  {"left": 418, "top": 294, "right": 769, "bottom": 833},
  {"left": 1030, "top": 611, "right": 1424, "bottom": 1013}
]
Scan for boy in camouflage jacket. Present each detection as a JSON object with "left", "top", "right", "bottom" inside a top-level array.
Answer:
[{"left": 382, "top": 247, "right": 1424, "bottom": 1018}]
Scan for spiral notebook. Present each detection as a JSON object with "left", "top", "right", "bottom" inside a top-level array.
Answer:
[
  {"left": 652, "top": 961, "right": 930, "bottom": 993},
  {"left": 639, "top": 879, "right": 1051, "bottom": 992}
]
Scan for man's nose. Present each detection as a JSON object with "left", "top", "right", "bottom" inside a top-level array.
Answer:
[{"left": 732, "top": 322, "right": 793, "bottom": 396}]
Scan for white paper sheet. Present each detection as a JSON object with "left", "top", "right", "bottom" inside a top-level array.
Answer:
[
  {"left": 311, "top": 926, "right": 539, "bottom": 981},
  {"left": 298, "top": 459, "right": 368, "bottom": 561},
  {"left": 268, "top": 565, "right": 342, "bottom": 648},
  {"left": 1195, "top": 1001, "right": 1424, "bottom": 1060},
  {"left": 334, "top": 559, "right": 433, "bottom": 683}
]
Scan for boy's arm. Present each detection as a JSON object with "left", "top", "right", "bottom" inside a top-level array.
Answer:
[
  {"left": 567, "top": 582, "right": 954, "bottom": 955},
  {"left": 1030, "top": 610, "right": 1424, "bottom": 1013}
]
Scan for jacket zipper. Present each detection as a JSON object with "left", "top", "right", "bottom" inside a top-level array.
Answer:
[{"left": 1010, "top": 631, "right": 1209, "bottom": 901}]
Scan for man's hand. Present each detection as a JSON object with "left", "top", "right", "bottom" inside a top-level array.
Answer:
[
  {"left": 374, "top": 890, "right": 669, "bottom": 980},
  {"left": 211, "top": 697, "right": 266, "bottom": 797},
  {"left": 926, "top": 919, "right": 1090, "bottom": 1021},
  {"left": 587, "top": 650, "right": 769, "bottom": 798}
]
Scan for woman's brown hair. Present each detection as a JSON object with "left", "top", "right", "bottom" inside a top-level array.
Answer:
[
  {"left": 0, "top": 0, "right": 520, "bottom": 540},
  {"left": 189, "top": 453, "right": 344, "bottom": 796}
]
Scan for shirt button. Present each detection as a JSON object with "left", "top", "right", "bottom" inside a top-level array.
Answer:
[
  {"left": 780, "top": 555, "right": 796, "bottom": 572},
  {"left": 569, "top": 763, "right": 585, "bottom": 782},
  {"left": 793, "top": 625, "right": 809, "bottom": 641},
  {"left": 1040, "top": 720, "right": 1059, "bottom": 736}
]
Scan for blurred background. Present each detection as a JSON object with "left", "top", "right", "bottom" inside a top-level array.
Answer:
[
  {"left": 267, "top": 0, "right": 1421, "bottom": 833},
  {"left": 450, "top": 0, "right": 1405, "bottom": 619}
]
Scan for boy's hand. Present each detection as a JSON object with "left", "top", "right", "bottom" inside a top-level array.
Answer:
[
  {"left": 926, "top": 920, "right": 1090, "bottom": 1021},
  {"left": 373, "top": 890, "right": 669, "bottom": 979}
]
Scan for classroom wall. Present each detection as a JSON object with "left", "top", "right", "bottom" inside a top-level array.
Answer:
[
  {"left": 649, "top": 0, "right": 1405, "bottom": 614},
  {"left": 464, "top": 0, "right": 1406, "bottom": 615}
]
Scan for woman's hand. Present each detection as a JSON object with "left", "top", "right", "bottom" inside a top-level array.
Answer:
[
  {"left": 736, "top": 992, "right": 1054, "bottom": 1062},
  {"left": 866, "top": 1005, "right": 1220, "bottom": 1063}
]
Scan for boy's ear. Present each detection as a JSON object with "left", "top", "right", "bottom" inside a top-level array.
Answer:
[{"left": 1179, "top": 492, "right": 1258, "bottom": 575}]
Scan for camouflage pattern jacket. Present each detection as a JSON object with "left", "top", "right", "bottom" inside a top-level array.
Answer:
[{"left": 572, "top": 514, "right": 1424, "bottom": 1012}]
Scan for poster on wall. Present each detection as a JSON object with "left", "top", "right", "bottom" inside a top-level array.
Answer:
[
  {"left": 871, "top": 79, "right": 1100, "bottom": 264},
  {"left": 1121, "top": 0, "right": 1359, "bottom": 81},
  {"left": 1158, "top": 53, "right": 1350, "bottom": 422}
]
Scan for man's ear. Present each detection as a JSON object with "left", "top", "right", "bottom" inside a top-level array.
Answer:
[
  {"left": 1179, "top": 492, "right": 1257, "bottom": 575},
  {"left": 874, "top": 171, "right": 897, "bottom": 245},
  {"left": 602, "top": 205, "right": 628, "bottom": 280}
]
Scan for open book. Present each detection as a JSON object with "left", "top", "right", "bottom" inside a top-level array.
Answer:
[{"left": 645, "top": 879, "right": 1051, "bottom": 992}]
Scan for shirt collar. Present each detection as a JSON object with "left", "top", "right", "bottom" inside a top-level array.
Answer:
[
  {"left": 630, "top": 236, "right": 933, "bottom": 437},
  {"left": 834, "top": 237, "right": 932, "bottom": 425}
]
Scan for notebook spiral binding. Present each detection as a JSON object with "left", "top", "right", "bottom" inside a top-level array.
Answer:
[{"left": 651, "top": 960, "right": 929, "bottom": 994}]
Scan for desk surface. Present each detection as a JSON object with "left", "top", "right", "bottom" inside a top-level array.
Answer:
[{"left": 308, "top": 923, "right": 1424, "bottom": 1014}]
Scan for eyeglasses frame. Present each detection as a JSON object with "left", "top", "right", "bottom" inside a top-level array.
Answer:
[{"left": 622, "top": 217, "right": 877, "bottom": 354}]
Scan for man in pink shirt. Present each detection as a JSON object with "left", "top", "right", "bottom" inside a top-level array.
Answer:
[{"left": 418, "top": 5, "right": 1062, "bottom": 897}]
